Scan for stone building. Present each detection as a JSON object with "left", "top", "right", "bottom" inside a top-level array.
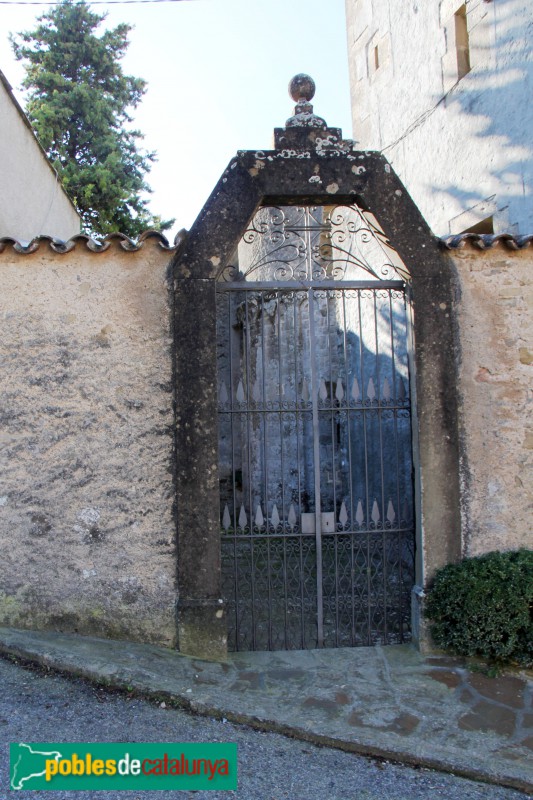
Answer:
[
  {"left": 345, "top": 0, "right": 533, "bottom": 235},
  {"left": 0, "top": 67, "right": 80, "bottom": 241}
]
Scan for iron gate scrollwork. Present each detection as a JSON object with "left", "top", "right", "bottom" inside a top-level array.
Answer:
[{"left": 216, "top": 205, "right": 415, "bottom": 651}]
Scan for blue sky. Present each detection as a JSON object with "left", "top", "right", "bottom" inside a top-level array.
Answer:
[{"left": 0, "top": 0, "right": 352, "bottom": 237}]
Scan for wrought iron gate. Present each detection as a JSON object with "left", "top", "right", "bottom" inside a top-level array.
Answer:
[{"left": 216, "top": 206, "right": 415, "bottom": 651}]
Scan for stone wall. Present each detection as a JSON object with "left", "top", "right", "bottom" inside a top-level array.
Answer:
[
  {"left": 0, "top": 236, "right": 177, "bottom": 645},
  {"left": 447, "top": 240, "right": 533, "bottom": 556},
  {"left": 0, "top": 233, "right": 530, "bottom": 648}
]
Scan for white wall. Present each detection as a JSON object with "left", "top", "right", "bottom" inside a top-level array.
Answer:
[
  {"left": 0, "top": 71, "right": 80, "bottom": 242},
  {"left": 345, "top": 0, "right": 533, "bottom": 235}
]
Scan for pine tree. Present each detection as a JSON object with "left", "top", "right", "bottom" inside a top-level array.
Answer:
[{"left": 11, "top": 0, "right": 173, "bottom": 237}]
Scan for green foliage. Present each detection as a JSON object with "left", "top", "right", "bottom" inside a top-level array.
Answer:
[
  {"left": 425, "top": 550, "right": 533, "bottom": 667},
  {"left": 11, "top": 0, "right": 173, "bottom": 237}
]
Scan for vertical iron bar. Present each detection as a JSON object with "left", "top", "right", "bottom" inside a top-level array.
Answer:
[
  {"left": 343, "top": 290, "right": 355, "bottom": 645},
  {"left": 373, "top": 290, "right": 387, "bottom": 643},
  {"left": 227, "top": 292, "right": 240, "bottom": 649},
  {"left": 358, "top": 290, "right": 371, "bottom": 645},
  {"left": 325, "top": 289, "right": 339, "bottom": 646},
  {"left": 343, "top": 289, "right": 356, "bottom": 645},
  {"left": 276, "top": 291, "right": 289, "bottom": 648},
  {"left": 401, "top": 290, "right": 413, "bottom": 641},
  {"left": 389, "top": 290, "right": 402, "bottom": 534},
  {"left": 308, "top": 288, "right": 324, "bottom": 647},
  {"left": 351, "top": 526, "right": 356, "bottom": 646},
  {"left": 278, "top": 290, "right": 285, "bottom": 525},
  {"left": 389, "top": 289, "right": 403, "bottom": 640},
  {"left": 294, "top": 292, "right": 305, "bottom": 648},
  {"left": 357, "top": 291, "right": 370, "bottom": 527},
  {"left": 260, "top": 292, "right": 273, "bottom": 650},
  {"left": 342, "top": 290, "right": 354, "bottom": 529},
  {"left": 243, "top": 292, "right": 257, "bottom": 650}
]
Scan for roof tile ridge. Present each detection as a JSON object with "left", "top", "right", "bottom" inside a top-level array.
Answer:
[
  {"left": 440, "top": 233, "right": 533, "bottom": 250},
  {"left": 0, "top": 228, "right": 188, "bottom": 255}
]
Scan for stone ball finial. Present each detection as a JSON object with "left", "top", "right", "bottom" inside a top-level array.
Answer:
[
  {"left": 284, "top": 73, "right": 327, "bottom": 131},
  {"left": 289, "top": 74, "right": 316, "bottom": 103}
]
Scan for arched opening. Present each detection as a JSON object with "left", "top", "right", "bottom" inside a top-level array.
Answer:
[{"left": 171, "top": 119, "right": 462, "bottom": 661}]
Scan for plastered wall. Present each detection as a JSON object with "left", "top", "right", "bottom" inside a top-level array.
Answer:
[
  {"left": 0, "top": 238, "right": 177, "bottom": 645},
  {"left": 0, "top": 237, "right": 530, "bottom": 646},
  {"left": 449, "top": 243, "right": 533, "bottom": 555},
  {"left": 0, "top": 72, "right": 81, "bottom": 242}
]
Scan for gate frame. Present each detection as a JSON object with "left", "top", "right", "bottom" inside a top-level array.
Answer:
[{"left": 170, "top": 123, "right": 463, "bottom": 660}]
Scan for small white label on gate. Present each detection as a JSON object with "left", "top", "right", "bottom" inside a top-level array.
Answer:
[{"left": 300, "top": 512, "right": 336, "bottom": 534}]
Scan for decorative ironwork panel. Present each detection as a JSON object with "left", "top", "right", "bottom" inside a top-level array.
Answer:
[
  {"left": 217, "top": 205, "right": 415, "bottom": 651},
  {"left": 217, "top": 205, "right": 410, "bottom": 284}
]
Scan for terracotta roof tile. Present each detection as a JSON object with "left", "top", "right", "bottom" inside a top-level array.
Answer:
[
  {"left": 440, "top": 233, "right": 533, "bottom": 250},
  {"left": 0, "top": 228, "right": 187, "bottom": 255},
  {"left": 1, "top": 229, "right": 532, "bottom": 256}
]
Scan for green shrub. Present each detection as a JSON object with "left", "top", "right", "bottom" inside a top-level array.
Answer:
[{"left": 425, "top": 549, "right": 533, "bottom": 667}]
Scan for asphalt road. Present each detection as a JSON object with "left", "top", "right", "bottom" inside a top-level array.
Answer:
[{"left": 0, "top": 655, "right": 530, "bottom": 800}]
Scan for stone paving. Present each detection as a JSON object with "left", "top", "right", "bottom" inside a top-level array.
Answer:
[{"left": 0, "top": 628, "right": 531, "bottom": 794}]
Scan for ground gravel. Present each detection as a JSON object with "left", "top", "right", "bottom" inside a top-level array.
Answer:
[{"left": 0, "top": 655, "right": 530, "bottom": 800}]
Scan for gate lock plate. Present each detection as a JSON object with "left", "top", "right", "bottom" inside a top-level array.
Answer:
[{"left": 301, "top": 512, "right": 336, "bottom": 534}]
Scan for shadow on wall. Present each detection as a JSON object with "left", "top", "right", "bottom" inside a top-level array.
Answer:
[{"left": 385, "top": 0, "right": 532, "bottom": 235}]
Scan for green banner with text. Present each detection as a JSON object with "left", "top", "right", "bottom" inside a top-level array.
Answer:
[{"left": 10, "top": 742, "right": 237, "bottom": 791}]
